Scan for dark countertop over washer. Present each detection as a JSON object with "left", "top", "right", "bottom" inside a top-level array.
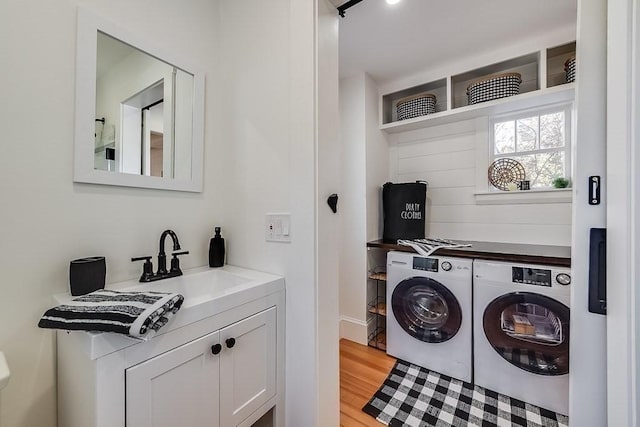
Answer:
[{"left": 367, "top": 239, "right": 571, "bottom": 267}]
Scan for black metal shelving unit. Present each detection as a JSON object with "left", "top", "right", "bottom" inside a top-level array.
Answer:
[{"left": 367, "top": 270, "right": 387, "bottom": 351}]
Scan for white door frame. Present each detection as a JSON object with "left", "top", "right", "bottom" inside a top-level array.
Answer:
[
  {"left": 315, "top": 0, "right": 341, "bottom": 426},
  {"left": 606, "top": 0, "right": 640, "bottom": 425},
  {"left": 570, "top": 0, "right": 608, "bottom": 425}
]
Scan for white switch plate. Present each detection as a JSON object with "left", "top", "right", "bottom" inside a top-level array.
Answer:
[{"left": 266, "top": 213, "right": 291, "bottom": 242}]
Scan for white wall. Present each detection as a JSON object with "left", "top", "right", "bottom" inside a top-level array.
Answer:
[
  {"left": 365, "top": 74, "right": 389, "bottom": 242},
  {"left": 0, "top": 1, "right": 220, "bottom": 426},
  {"left": 389, "top": 120, "right": 572, "bottom": 246},
  {"left": 316, "top": 0, "right": 340, "bottom": 424},
  {"left": 339, "top": 74, "right": 369, "bottom": 343},
  {"left": 339, "top": 72, "right": 390, "bottom": 343},
  {"left": 215, "top": 0, "right": 319, "bottom": 425},
  {"left": 121, "top": 104, "right": 142, "bottom": 173},
  {"left": 144, "top": 103, "right": 163, "bottom": 176}
]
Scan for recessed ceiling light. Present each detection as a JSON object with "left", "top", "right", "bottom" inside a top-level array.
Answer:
[{"left": 386, "top": 0, "right": 401, "bottom": 4}]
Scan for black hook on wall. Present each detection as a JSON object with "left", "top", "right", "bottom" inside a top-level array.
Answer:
[{"left": 327, "top": 194, "right": 338, "bottom": 213}]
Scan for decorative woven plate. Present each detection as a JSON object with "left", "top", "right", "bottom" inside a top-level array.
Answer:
[{"left": 488, "top": 158, "right": 526, "bottom": 191}]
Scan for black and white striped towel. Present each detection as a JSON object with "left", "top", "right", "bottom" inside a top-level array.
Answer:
[
  {"left": 397, "top": 238, "right": 472, "bottom": 257},
  {"left": 38, "top": 289, "right": 184, "bottom": 340}
]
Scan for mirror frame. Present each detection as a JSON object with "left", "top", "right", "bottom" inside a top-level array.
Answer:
[{"left": 74, "top": 8, "right": 205, "bottom": 192}]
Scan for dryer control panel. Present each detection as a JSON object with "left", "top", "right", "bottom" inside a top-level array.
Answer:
[{"left": 512, "top": 267, "right": 552, "bottom": 287}]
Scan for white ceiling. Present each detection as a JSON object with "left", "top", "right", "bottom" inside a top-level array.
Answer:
[{"left": 335, "top": 0, "right": 577, "bottom": 85}]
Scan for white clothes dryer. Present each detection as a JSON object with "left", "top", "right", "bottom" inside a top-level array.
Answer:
[
  {"left": 473, "top": 260, "right": 571, "bottom": 415},
  {"left": 386, "top": 251, "right": 473, "bottom": 382}
]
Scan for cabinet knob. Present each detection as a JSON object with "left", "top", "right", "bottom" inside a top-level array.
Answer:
[
  {"left": 225, "top": 338, "right": 236, "bottom": 349},
  {"left": 211, "top": 343, "right": 222, "bottom": 355}
]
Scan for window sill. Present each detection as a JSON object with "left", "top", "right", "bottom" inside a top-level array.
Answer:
[{"left": 474, "top": 188, "right": 572, "bottom": 205}]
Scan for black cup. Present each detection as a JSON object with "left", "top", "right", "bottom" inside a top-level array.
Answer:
[{"left": 69, "top": 257, "right": 106, "bottom": 296}]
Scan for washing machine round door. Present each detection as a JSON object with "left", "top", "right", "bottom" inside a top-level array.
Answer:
[
  {"left": 483, "top": 292, "right": 570, "bottom": 376},
  {"left": 391, "top": 277, "right": 462, "bottom": 343}
]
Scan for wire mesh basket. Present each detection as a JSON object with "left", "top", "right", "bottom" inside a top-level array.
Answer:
[
  {"left": 467, "top": 72, "right": 522, "bottom": 105},
  {"left": 564, "top": 57, "right": 576, "bottom": 83},
  {"left": 396, "top": 92, "right": 436, "bottom": 120}
]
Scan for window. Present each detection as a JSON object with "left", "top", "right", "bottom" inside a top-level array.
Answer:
[{"left": 490, "top": 105, "right": 571, "bottom": 190}]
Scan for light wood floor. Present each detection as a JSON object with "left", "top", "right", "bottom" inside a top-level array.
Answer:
[{"left": 340, "top": 339, "right": 396, "bottom": 427}]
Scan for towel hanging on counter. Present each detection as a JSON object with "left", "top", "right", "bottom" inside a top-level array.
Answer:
[
  {"left": 398, "top": 238, "right": 472, "bottom": 258},
  {"left": 38, "top": 289, "right": 184, "bottom": 340}
]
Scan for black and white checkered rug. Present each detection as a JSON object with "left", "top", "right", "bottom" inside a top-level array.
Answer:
[{"left": 363, "top": 360, "right": 569, "bottom": 427}]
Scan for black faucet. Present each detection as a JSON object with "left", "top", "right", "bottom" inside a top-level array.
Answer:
[
  {"left": 158, "top": 229, "right": 180, "bottom": 274},
  {"left": 131, "top": 229, "right": 189, "bottom": 282}
]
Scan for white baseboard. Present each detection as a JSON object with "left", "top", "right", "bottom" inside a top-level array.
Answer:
[{"left": 339, "top": 316, "right": 368, "bottom": 345}]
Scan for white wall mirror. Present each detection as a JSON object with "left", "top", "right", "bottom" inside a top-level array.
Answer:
[{"left": 74, "top": 8, "right": 204, "bottom": 192}]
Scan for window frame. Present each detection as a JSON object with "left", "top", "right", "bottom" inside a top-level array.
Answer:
[{"left": 488, "top": 103, "right": 573, "bottom": 191}]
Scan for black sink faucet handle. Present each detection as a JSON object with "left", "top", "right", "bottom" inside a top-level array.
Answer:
[
  {"left": 170, "top": 251, "right": 189, "bottom": 274},
  {"left": 131, "top": 256, "right": 154, "bottom": 282}
]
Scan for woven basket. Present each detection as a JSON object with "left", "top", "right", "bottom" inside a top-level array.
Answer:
[
  {"left": 396, "top": 92, "right": 436, "bottom": 121},
  {"left": 564, "top": 57, "right": 576, "bottom": 83},
  {"left": 466, "top": 72, "right": 522, "bottom": 105}
]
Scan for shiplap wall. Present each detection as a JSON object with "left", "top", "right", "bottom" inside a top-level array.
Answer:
[{"left": 389, "top": 120, "right": 572, "bottom": 246}]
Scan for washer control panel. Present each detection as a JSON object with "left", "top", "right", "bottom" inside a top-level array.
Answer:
[
  {"left": 441, "top": 261, "right": 452, "bottom": 271},
  {"left": 412, "top": 257, "right": 438, "bottom": 272}
]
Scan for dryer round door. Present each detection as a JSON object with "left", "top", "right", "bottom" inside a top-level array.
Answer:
[
  {"left": 483, "top": 292, "right": 570, "bottom": 376},
  {"left": 391, "top": 277, "right": 462, "bottom": 343}
]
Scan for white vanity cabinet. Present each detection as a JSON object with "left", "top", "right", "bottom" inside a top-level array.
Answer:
[
  {"left": 219, "top": 307, "right": 277, "bottom": 426},
  {"left": 56, "top": 266, "right": 285, "bottom": 427},
  {"left": 126, "top": 329, "right": 221, "bottom": 427},
  {"left": 126, "top": 307, "right": 277, "bottom": 427}
]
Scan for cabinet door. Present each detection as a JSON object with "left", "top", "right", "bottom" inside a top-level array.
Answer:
[
  {"left": 220, "top": 307, "right": 277, "bottom": 426},
  {"left": 126, "top": 331, "right": 221, "bottom": 427}
]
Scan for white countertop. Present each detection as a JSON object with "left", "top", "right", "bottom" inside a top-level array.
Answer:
[{"left": 53, "top": 265, "right": 284, "bottom": 360}]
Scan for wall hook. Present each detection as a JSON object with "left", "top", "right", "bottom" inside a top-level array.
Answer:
[{"left": 327, "top": 194, "right": 338, "bottom": 213}]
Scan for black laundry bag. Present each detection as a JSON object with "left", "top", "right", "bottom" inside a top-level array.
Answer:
[{"left": 382, "top": 181, "right": 427, "bottom": 243}]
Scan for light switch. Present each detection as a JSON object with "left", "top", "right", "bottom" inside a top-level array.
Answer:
[{"left": 266, "top": 213, "right": 291, "bottom": 242}]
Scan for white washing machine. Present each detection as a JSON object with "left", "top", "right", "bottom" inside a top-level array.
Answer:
[
  {"left": 387, "top": 251, "right": 473, "bottom": 382},
  {"left": 473, "top": 260, "right": 571, "bottom": 415}
]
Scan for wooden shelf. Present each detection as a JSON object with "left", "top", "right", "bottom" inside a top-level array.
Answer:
[
  {"left": 366, "top": 239, "right": 571, "bottom": 267},
  {"left": 368, "top": 272, "right": 387, "bottom": 281},
  {"left": 367, "top": 327, "right": 386, "bottom": 351},
  {"left": 366, "top": 267, "right": 387, "bottom": 351},
  {"left": 368, "top": 302, "right": 387, "bottom": 317}
]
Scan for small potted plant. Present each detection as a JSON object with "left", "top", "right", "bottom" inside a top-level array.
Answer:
[{"left": 552, "top": 177, "right": 570, "bottom": 188}]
